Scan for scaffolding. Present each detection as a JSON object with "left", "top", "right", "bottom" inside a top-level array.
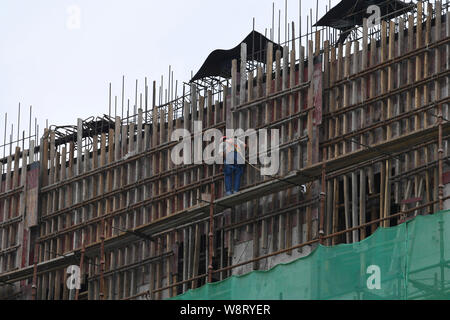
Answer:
[{"left": 0, "top": 0, "right": 449, "bottom": 300}]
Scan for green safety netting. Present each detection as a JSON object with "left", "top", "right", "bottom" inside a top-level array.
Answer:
[{"left": 171, "top": 210, "right": 450, "bottom": 300}]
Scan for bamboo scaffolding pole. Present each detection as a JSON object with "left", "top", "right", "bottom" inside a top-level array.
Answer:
[
  {"left": 142, "top": 194, "right": 450, "bottom": 299},
  {"left": 6, "top": 2, "right": 450, "bottom": 301}
]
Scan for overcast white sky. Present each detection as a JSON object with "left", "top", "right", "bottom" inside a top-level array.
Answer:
[{"left": 0, "top": 0, "right": 334, "bottom": 155}]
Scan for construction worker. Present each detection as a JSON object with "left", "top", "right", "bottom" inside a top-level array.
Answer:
[{"left": 219, "top": 136, "right": 246, "bottom": 196}]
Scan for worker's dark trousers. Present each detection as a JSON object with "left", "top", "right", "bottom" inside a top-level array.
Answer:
[{"left": 224, "top": 164, "right": 244, "bottom": 195}]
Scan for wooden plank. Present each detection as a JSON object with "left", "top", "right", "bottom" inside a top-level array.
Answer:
[
  {"left": 152, "top": 83, "right": 159, "bottom": 224},
  {"left": 395, "top": 17, "right": 405, "bottom": 205},
  {"left": 381, "top": 21, "right": 388, "bottom": 142},
  {"left": 436, "top": 0, "right": 442, "bottom": 117},
  {"left": 166, "top": 232, "right": 172, "bottom": 297},
  {"left": 107, "top": 128, "right": 114, "bottom": 236},
  {"left": 423, "top": 3, "right": 432, "bottom": 128},
  {"left": 367, "top": 37, "right": 376, "bottom": 195},
  {"left": 406, "top": 15, "right": 414, "bottom": 134},
  {"left": 335, "top": 43, "right": 343, "bottom": 158},
  {"left": 414, "top": 2, "right": 423, "bottom": 217},
  {"left": 81, "top": 146, "right": 89, "bottom": 248},
  {"left": 298, "top": 46, "right": 305, "bottom": 167},
  {"left": 446, "top": 0, "right": 449, "bottom": 163},
  {"left": 231, "top": 59, "right": 238, "bottom": 113},
  {"left": 266, "top": 42, "right": 274, "bottom": 121},
  {"left": 261, "top": 43, "right": 273, "bottom": 251},
  {"left": 113, "top": 117, "right": 121, "bottom": 236},
  {"left": 387, "top": 21, "right": 395, "bottom": 139},
  {"left": 332, "top": 177, "right": 339, "bottom": 245},
  {"left": 47, "top": 133, "right": 55, "bottom": 239},
  {"left": 343, "top": 41, "right": 351, "bottom": 154},
  {"left": 58, "top": 145, "right": 66, "bottom": 251},
  {"left": 344, "top": 173, "right": 351, "bottom": 243},
  {"left": 182, "top": 101, "right": 189, "bottom": 213},
  {"left": 10, "top": 148, "right": 19, "bottom": 268},
  {"left": 63, "top": 143, "right": 74, "bottom": 300},
  {"left": 207, "top": 91, "right": 212, "bottom": 130},
  {"left": 325, "top": 179, "right": 332, "bottom": 246},
  {"left": 192, "top": 223, "right": 200, "bottom": 289},
  {"left": 415, "top": 1, "right": 423, "bottom": 132},
  {"left": 329, "top": 43, "right": 337, "bottom": 246},
  {"left": 97, "top": 134, "right": 106, "bottom": 242},
  {"left": 126, "top": 122, "right": 135, "bottom": 229},
  {"left": 16, "top": 148, "right": 27, "bottom": 271},
  {"left": 240, "top": 43, "right": 247, "bottom": 105},
  {"left": 171, "top": 232, "right": 178, "bottom": 297},
  {"left": 53, "top": 146, "right": 62, "bottom": 299},
  {"left": 351, "top": 41, "right": 359, "bottom": 244},
  {"left": 274, "top": 49, "right": 281, "bottom": 123},
  {"left": 434, "top": 0, "right": 443, "bottom": 213},
  {"left": 182, "top": 228, "right": 188, "bottom": 293},
  {"left": 424, "top": 146, "right": 432, "bottom": 214},
  {"left": 383, "top": 156, "right": 390, "bottom": 228},
  {"left": 326, "top": 41, "right": 334, "bottom": 161},
  {"left": 306, "top": 40, "right": 314, "bottom": 242},
  {"left": 168, "top": 104, "right": 174, "bottom": 216},
  {"left": 74, "top": 119, "right": 83, "bottom": 251},
  {"left": 187, "top": 226, "right": 194, "bottom": 289}
]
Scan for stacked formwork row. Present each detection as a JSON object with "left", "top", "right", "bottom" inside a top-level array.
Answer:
[
  {"left": 322, "top": 1, "right": 450, "bottom": 245},
  {"left": 0, "top": 0, "right": 449, "bottom": 300},
  {"left": 32, "top": 97, "right": 228, "bottom": 299},
  {"left": 0, "top": 142, "right": 39, "bottom": 299}
]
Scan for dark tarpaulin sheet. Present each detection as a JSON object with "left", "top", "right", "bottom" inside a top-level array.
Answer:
[
  {"left": 314, "top": 0, "right": 413, "bottom": 44},
  {"left": 315, "top": 0, "right": 412, "bottom": 29},
  {"left": 191, "top": 31, "right": 282, "bottom": 82}
]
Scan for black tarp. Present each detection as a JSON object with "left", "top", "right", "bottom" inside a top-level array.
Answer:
[
  {"left": 190, "top": 31, "right": 282, "bottom": 82},
  {"left": 314, "top": 0, "right": 413, "bottom": 44}
]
